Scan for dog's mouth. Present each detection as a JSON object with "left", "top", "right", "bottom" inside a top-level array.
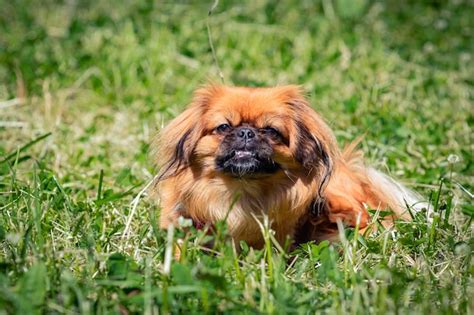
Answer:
[{"left": 215, "top": 150, "right": 280, "bottom": 178}]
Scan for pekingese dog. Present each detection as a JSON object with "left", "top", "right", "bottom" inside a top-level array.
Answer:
[{"left": 152, "top": 85, "right": 429, "bottom": 248}]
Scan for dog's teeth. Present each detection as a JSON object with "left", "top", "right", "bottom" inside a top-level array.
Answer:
[{"left": 235, "top": 151, "right": 252, "bottom": 158}]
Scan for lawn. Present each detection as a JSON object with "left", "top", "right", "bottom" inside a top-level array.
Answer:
[{"left": 0, "top": 0, "right": 472, "bottom": 314}]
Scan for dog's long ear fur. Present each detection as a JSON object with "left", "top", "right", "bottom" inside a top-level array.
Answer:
[
  {"left": 278, "top": 86, "right": 340, "bottom": 197},
  {"left": 153, "top": 85, "right": 222, "bottom": 180}
]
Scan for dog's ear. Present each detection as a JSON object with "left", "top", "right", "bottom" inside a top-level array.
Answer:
[
  {"left": 277, "top": 86, "right": 339, "bottom": 195},
  {"left": 153, "top": 85, "right": 223, "bottom": 180},
  {"left": 293, "top": 120, "right": 331, "bottom": 172}
]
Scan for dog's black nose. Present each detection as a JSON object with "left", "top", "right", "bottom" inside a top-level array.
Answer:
[{"left": 237, "top": 127, "right": 255, "bottom": 139}]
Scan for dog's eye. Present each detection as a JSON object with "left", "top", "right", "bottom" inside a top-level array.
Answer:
[
  {"left": 216, "top": 123, "right": 231, "bottom": 133},
  {"left": 261, "top": 127, "right": 280, "bottom": 137}
]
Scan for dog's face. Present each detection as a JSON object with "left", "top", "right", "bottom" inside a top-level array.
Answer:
[
  {"left": 156, "top": 85, "right": 337, "bottom": 190},
  {"left": 204, "top": 91, "right": 296, "bottom": 178}
]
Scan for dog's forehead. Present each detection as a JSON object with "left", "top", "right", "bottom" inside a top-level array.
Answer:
[{"left": 208, "top": 87, "right": 289, "bottom": 122}]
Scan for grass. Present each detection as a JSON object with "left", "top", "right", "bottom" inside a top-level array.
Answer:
[{"left": 0, "top": 0, "right": 472, "bottom": 313}]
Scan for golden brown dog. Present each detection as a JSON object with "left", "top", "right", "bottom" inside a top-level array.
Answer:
[{"left": 151, "top": 85, "right": 428, "bottom": 248}]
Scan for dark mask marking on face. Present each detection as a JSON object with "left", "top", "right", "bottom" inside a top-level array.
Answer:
[{"left": 215, "top": 126, "right": 281, "bottom": 178}]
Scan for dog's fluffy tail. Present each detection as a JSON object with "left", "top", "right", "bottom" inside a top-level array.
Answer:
[
  {"left": 366, "top": 167, "right": 431, "bottom": 220},
  {"left": 341, "top": 141, "right": 431, "bottom": 221}
]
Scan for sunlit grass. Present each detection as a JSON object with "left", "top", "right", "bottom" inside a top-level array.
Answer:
[{"left": 0, "top": 0, "right": 472, "bottom": 313}]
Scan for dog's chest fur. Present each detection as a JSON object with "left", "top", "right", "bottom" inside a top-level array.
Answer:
[{"left": 181, "top": 175, "right": 317, "bottom": 247}]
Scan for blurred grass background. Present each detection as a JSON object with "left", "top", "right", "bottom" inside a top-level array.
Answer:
[{"left": 0, "top": 0, "right": 473, "bottom": 314}]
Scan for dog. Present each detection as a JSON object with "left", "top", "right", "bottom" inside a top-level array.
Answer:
[{"left": 151, "top": 85, "right": 429, "bottom": 248}]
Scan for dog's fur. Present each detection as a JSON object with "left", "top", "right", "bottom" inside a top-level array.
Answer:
[{"left": 152, "top": 85, "right": 428, "bottom": 248}]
